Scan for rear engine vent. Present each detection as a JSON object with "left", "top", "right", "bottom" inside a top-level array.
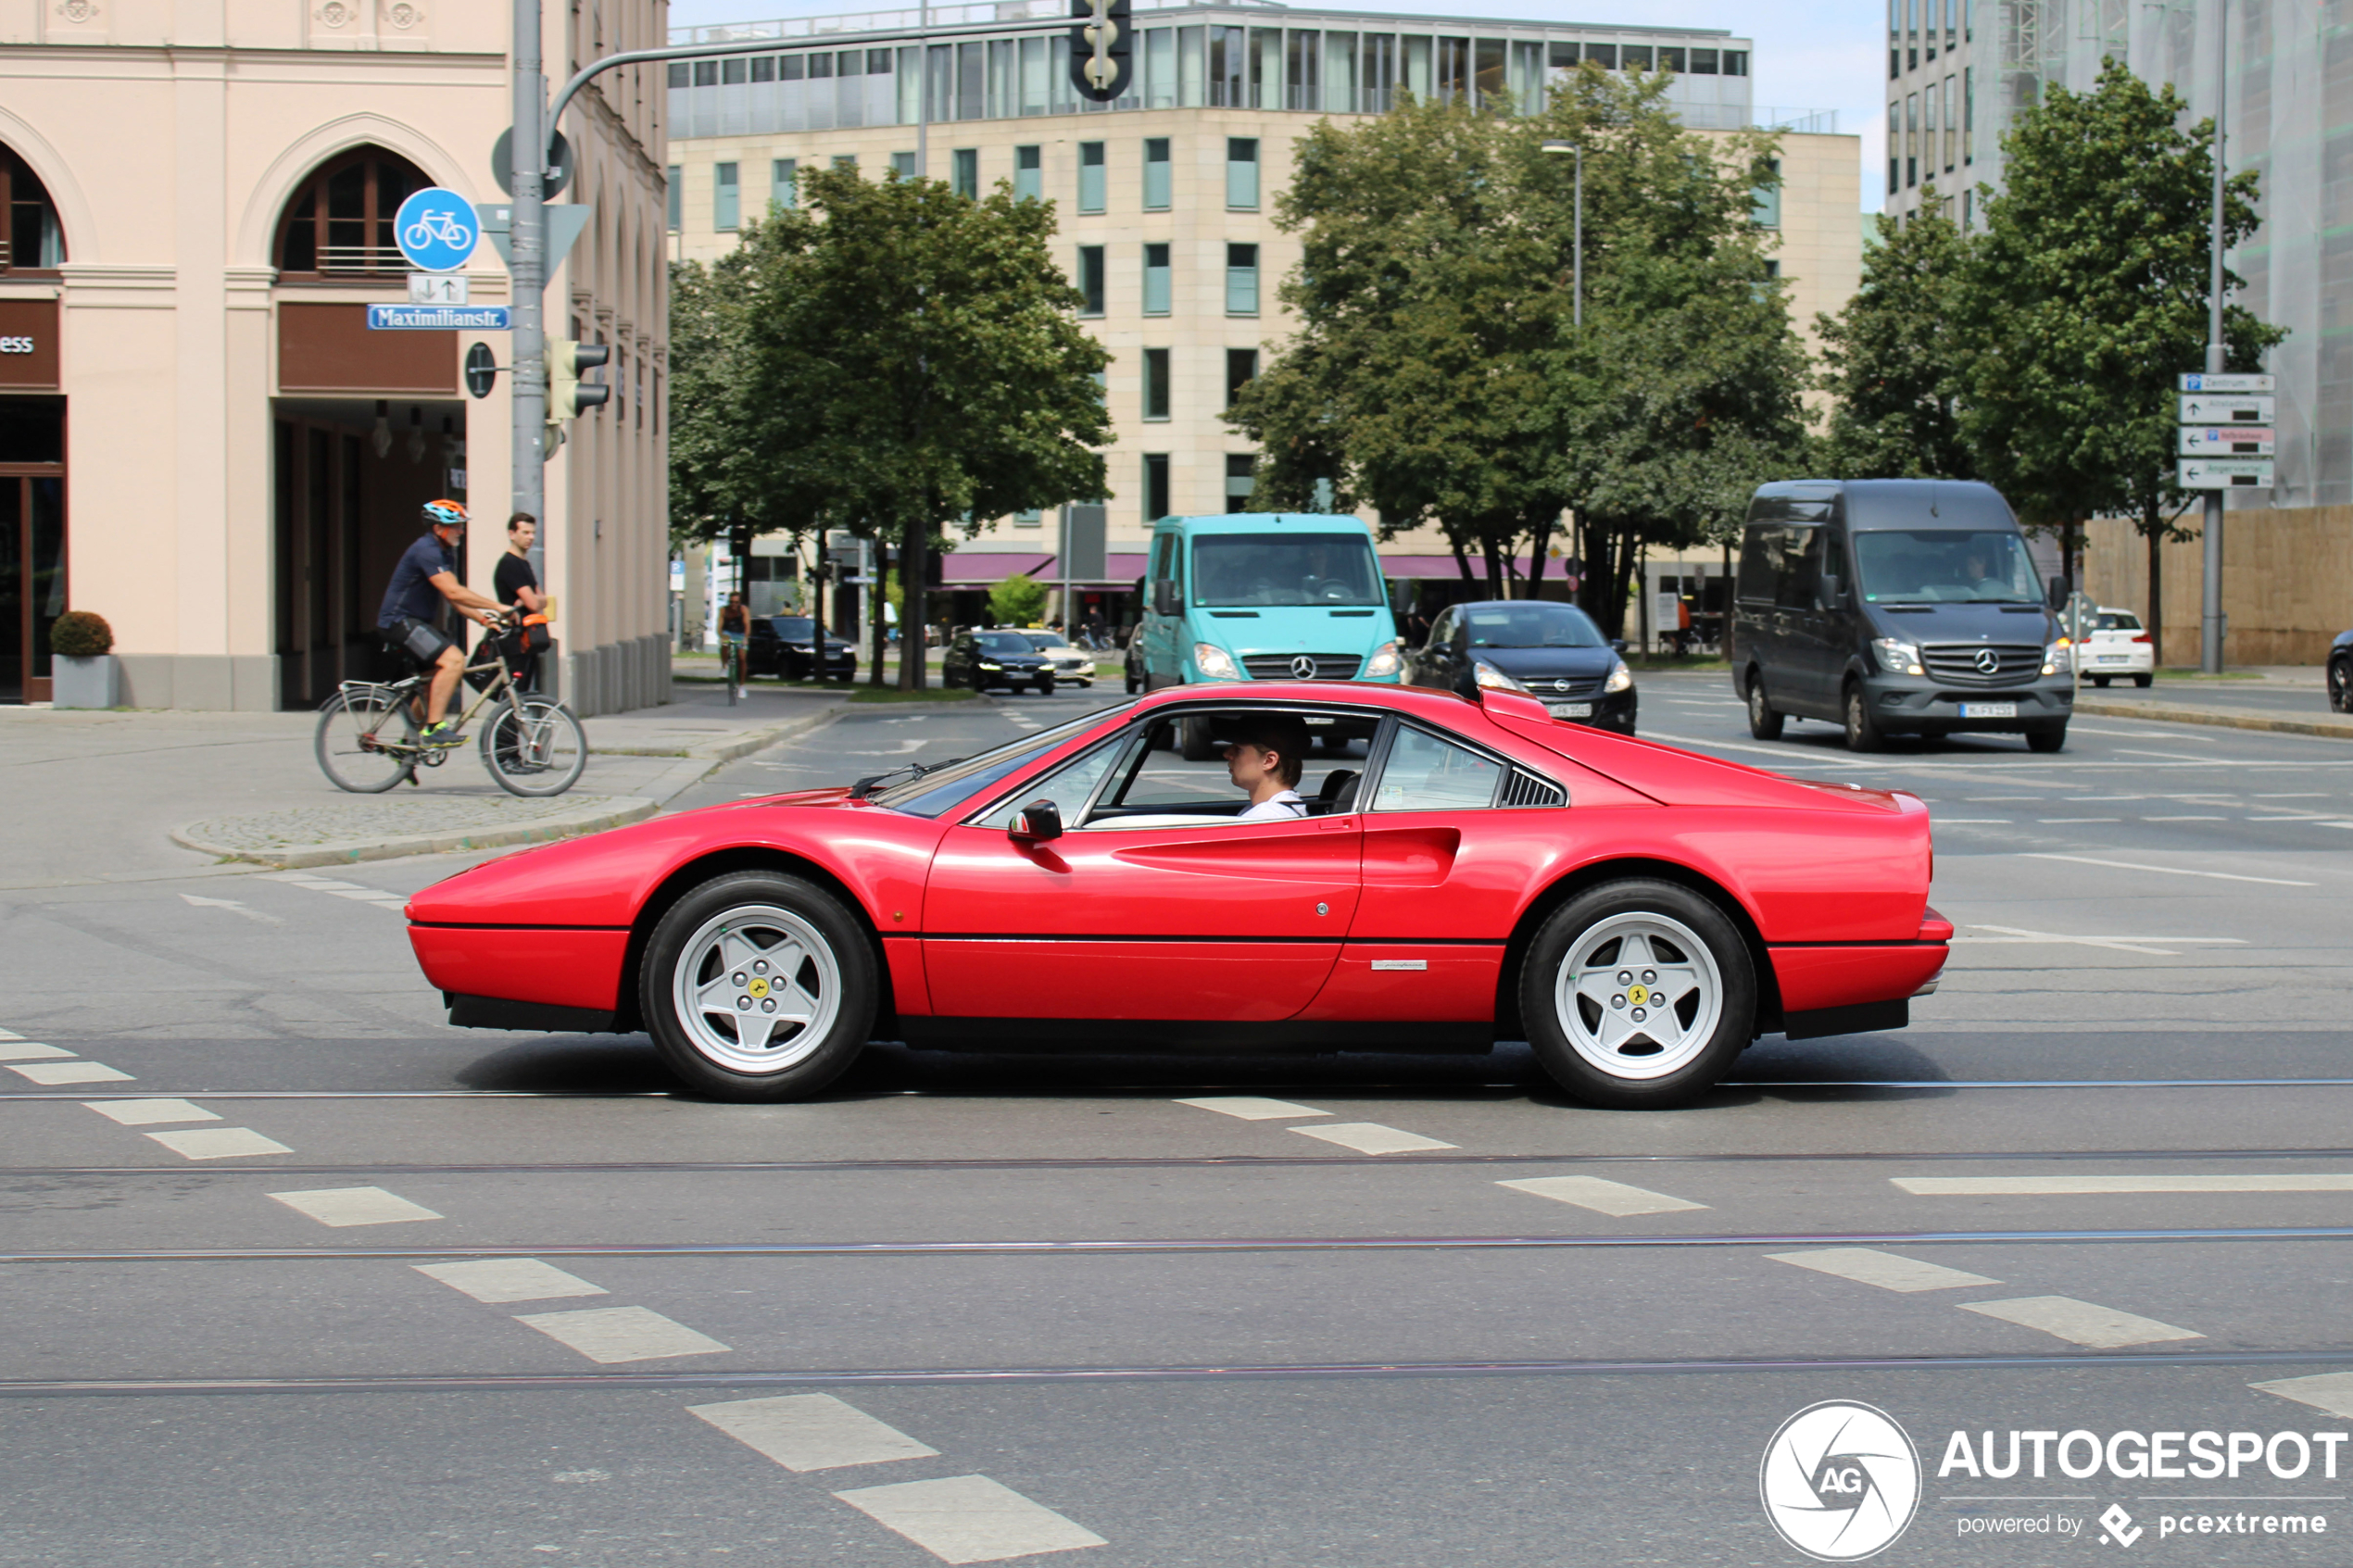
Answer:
[{"left": 1501, "top": 769, "right": 1566, "bottom": 808}]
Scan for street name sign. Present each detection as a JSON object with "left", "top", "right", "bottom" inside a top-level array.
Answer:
[
  {"left": 368, "top": 304, "right": 512, "bottom": 331},
  {"left": 2179, "top": 425, "right": 2276, "bottom": 456},
  {"left": 2179, "top": 395, "right": 2275, "bottom": 423},
  {"left": 393, "top": 187, "right": 481, "bottom": 272},
  {"left": 2179, "top": 372, "right": 2274, "bottom": 394},
  {"left": 2179, "top": 458, "right": 2274, "bottom": 489}
]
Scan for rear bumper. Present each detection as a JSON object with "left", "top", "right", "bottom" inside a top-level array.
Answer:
[{"left": 1768, "top": 935, "right": 1948, "bottom": 1033}]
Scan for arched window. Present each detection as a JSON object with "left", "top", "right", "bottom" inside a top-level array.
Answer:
[
  {"left": 273, "top": 146, "right": 430, "bottom": 279},
  {"left": 0, "top": 146, "right": 66, "bottom": 273}
]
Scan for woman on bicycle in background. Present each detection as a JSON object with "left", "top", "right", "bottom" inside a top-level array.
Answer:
[{"left": 718, "top": 591, "right": 752, "bottom": 700}]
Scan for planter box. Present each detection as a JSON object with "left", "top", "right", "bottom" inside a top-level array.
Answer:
[{"left": 52, "top": 653, "right": 118, "bottom": 709}]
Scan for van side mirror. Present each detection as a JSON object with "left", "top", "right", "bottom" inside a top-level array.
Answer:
[
  {"left": 1008, "top": 799, "right": 1063, "bottom": 843},
  {"left": 1152, "top": 579, "right": 1179, "bottom": 617}
]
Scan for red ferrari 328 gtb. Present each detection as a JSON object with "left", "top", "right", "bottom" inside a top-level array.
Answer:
[{"left": 405, "top": 683, "right": 1948, "bottom": 1108}]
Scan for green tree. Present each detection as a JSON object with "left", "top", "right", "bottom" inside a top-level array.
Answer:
[
  {"left": 1814, "top": 190, "right": 1975, "bottom": 479},
  {"left": 1961, "top": 58, "right": 2282, "bottom": 647},
  {"left": 987, "top": 571, "right": 1048, "bottom": 627}
]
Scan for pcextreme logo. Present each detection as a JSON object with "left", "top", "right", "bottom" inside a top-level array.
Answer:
[{"left": 1761, "top": 1400, "right": 1923, "bottom": 1561}]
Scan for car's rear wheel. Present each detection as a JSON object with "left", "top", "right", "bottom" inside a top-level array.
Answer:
[
  {"left": 2024, "top": 723, "right": 2068, "bottom": 753},
  {"left": 1745, "top": 676, "right": 1784, "bottom": 740},
  {"left": 641, "top": 872, "right": 875, "bottom": 1102},
  {"left": 1522, "top": 880, "right": 1755, "bottom": 1109},
  {"left": 2133, "top": 673, "right": 2154, "bottom": 689},
  {"left": 2090, "top": 674, "right": 2111, "bottom": 687}
]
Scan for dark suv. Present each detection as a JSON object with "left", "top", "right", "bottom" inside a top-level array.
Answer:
[
  {"left": 1731, "top": 480, "right": 2074, "bottom": 752},
  {"left": 944, "top": 629, "right": 1055, "bottom": 694}
]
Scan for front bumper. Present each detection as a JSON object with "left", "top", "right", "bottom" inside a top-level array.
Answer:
[{"left": 1861, "top": 673, "right": 2074, "bottom": 732}]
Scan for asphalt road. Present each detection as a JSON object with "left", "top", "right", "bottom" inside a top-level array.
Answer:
[{"left": 5, "top": 671, "right": 2352, "bottom": 1566}]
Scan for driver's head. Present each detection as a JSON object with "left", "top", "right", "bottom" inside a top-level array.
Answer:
[{"left": 1222, "top": 714, "right": 1308, "bottom": 789}]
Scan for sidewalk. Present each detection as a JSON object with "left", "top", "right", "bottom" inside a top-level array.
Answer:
[
  {"left": 0, "top": 682, "right": 848, "bottom": 887},
  {"left": 2072, "top": 666, "right": 2353, "bottom": 739}
]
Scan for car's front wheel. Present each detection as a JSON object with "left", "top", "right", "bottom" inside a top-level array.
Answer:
[
  {"left": 1522, "top": 880, "right": 1755, "bottom": 1110},
  {"left": 1843, "top": 683, "right": 1886, "bottom": 752},
  {"left": 2329, "top": 659, "right": 2352, "bottom": 713},
  {"left": 641, "top": 872, "right": 875, "bottom": 1101}
]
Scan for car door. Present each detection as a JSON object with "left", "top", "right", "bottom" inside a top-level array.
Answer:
[{"left": 921, "top": 721, "right": 1364, "bottom": 1021}]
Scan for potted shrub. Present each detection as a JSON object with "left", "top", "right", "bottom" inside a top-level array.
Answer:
[{"left": 50, "top": 609, "right": 118, "bottom": 709}]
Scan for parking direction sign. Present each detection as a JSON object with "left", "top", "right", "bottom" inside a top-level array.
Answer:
[
  {"left": 2180, "top": 425, "right": 2275, "bottom": 456},
  {"left": 2179, "top": 394, "right": 2274, "bottom": 424},
  {"left": 2179, "top": 458, "right": 2274, "bottom": 489},
  {"left": 2179, "top": 371, "right": 2275, "bottom": 394},
  {"left": 393, "top": 187, "right": 480, "bottom": 272}
]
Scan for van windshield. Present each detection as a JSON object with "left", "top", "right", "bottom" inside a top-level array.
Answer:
[
  {"left": 1854, "top": 529, "right": 2042, "bottom": 605},
  {"left": 1191, "top": 533, "right": 1384, "bottom": 607}
]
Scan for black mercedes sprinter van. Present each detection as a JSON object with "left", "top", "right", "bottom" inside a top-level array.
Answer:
[{"left": 1730, "top": 480, "right": 2073, "bottom": 752}]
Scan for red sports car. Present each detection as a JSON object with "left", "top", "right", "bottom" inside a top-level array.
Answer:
[{"left": 405, "top": 683, "right": 1948, "bottom": 1109}]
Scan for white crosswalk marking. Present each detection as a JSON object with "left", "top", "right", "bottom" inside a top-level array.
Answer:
[
  {"left": 832, "top": 1474, "right": 1107, "bottom": 1563},
  {"left": 513, "top": 1306, "right": 730, "bottom": 1363},
  {"left": 81, "top": 1098, "right": 220, "bottom": 1126},
  {"left": 0, "top": 1042, "right": 72, "bottom": 1061},
  {"left": 9, "top": 1060, "right": 132, "bottom": 1085},
  {"left": 414, "top": 1259, "right": 610, "bottom": 1304},
  {"left": 690, "top": 1394, "right": 940, "bottom": 1473},
  {"left": 268, "top": 1186, "right": 443, "bottom": 1227},
  {"left": 1897, "top": 1173, "right": 2353, "bottom": 1196},
  {"left": 1958, "top": 1296, "right": 2202, "bottom": 1348},
  {"left": 1174, "top": 1096, "right": 1328, "bottom": 1121},
  {"left": 1767, "top": 1248, "right": 2001, "bottom": 1293},
  {"left": 143, "top": 1127, "right": 293, "bottom": 1160},
  {"left": 2249, "top": 1372, "right": 2353, "bottom": 1419},
  {"left": 1497, "top": 1176, "right": 1707, "bottom": 1216},
  {"left": 1289, "top": 1122, "right": 1456, "bottom": 1155}
]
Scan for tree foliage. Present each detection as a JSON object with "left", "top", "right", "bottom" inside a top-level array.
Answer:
[
  {"left": 987, "top": 571, "right": 1048, "bottom": 627},
  {"left": 1814, "top": 193, "right": 1975, "bottom": 479}
]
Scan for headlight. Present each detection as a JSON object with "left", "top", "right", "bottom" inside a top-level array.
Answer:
[
  {"left": 2043, "top": 638, "right": 2070, "bottom": 676},
  {"left": 1361, "top": 640, "right": 1402, "bottom": 679},
  {"left": 1473, "top": 659, "right": 1529, "bottom": 693},
  {"left": 1872, "top": 637, "right": 1924, "bottom": 676},
  {"left": 1192, "top": 643, "right": 1241, "bottom": 681},
  {"left": 1603, "top": 659, "right": 1633, "bottom": 694},
  {"left": 977, "top": 660, "right": 1001, "bottom": 671}
]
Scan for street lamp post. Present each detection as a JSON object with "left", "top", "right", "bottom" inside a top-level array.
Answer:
[
  {"left": 1542, "top": 140, "right": 1582, "bottom": 327},
  {"left": 2199, "top": 1, "right": 2231, "bottom": 675}
]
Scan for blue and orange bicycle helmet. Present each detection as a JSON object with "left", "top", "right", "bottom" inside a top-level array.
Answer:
[{"left": 422, "top": 499, "right": 468, "bottom": 531}]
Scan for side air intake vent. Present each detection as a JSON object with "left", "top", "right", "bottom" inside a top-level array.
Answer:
[{"left": 1500, "top": 769, "right": 1566, "bottom": 808}]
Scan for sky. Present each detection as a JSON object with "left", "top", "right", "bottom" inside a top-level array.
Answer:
[{"left": 665, "top": 0, "right": 1888, "bottom": 212}]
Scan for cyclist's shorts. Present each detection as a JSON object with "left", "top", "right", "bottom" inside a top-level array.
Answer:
[{"left": 384, "top": 618, "right": 453, "bottom": 670}]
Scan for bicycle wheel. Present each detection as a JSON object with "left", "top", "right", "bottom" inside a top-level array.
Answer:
[
  {"left": 315, "top": 688, "right": 417, "bottom": 793},
  {"left": 480, "top": 696, "right": 587, "bottom": 797}
]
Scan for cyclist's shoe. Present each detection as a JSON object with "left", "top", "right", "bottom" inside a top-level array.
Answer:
[{"left": 420, "top": 721, "right": 465, "bottom": 749}]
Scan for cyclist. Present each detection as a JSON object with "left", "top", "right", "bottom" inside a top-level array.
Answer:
[{"left": 375, "top": 499, "right": 505, "bottom": 747}]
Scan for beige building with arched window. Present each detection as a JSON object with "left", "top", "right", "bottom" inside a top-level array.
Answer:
[{"left": 0, "top": 1, "right": 668, "bottom": 713}]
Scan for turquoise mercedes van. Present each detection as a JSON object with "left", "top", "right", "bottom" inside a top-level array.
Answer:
[{"left": 1126, "top": 512, "right": 1402, "bottom": 758}]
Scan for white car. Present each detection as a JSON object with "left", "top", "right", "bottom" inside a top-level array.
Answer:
[
  {"left": 1020, "top": 631, "right": 1096, "bottom": 687},
  {"left": 2075, "top": 608, "right": 2154, "bottom": 687}
]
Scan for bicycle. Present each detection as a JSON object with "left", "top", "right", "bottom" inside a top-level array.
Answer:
[
  {"left": 314, "top": 615, "right": 587, "bottom": 797},
  {"left": 401, "top": 209, "right": 474, "bottom": 252}
]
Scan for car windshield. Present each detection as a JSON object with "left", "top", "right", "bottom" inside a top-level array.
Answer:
[
  {"left": 766, "top": 617, "right": 816, "bottom": 639},
  {"left": 1853, "top": 529, "right": 2043, "bottom": 604},
  {"left": 1460, "top": 602, "right": 1606, "bottom": 648},
  {"left": 1190, "top": 533, "right": 1384, "bottom": 608},
  {"left": 873, "top": 703, "right": 1137, "bottom": 818},
  {"left": 1024, "top": 633, "right": 1071, "bottom": 649},
  {"left": 975, "top": 633, "right": 1036, "bottom": 656}
]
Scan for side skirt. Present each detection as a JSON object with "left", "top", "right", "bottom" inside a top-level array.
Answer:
[{"left": 894, "top": 1018, "right": 1498, "bottom": 1055}]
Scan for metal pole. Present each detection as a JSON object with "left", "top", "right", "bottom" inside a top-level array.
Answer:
[
  {"left": 2200, "top": 0, "right": 2229, "bottom": 675},
  {"left": 1573, "top": 145, "right": 1583, "bottom": 330},
  {"left": 512, "top": 0, "right": 547, "bottom": 584}
]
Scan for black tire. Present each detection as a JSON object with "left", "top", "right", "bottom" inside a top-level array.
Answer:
[
  {"left": 1843, "top": 683, "right": 1885, "bottom": 752},
  {"left": 2090, "top": 674, "right": 2110, "bottom": 687},
  {"left": 1745, "top": 675, "right": 1784, "bottom": 740},
  {"left": 1124, "top": 661, "right": 1142, "bottom": 695},
  {"left": 1036, "top": 674, "right": 1056, "bottom": 696},
  {"left": 1179, "top": 714, "right": 1219, "bottom": 761},
  {"left": 641, "top": 872, "right": 875, "bottom": 1102},
  {"left": 2024, "top": 723, "right": 2067, "bottom": 753},
  {"left": 1521, "top": 879, "right": 1756, "bottom": 1110},
  {"left": 2328, "top": 659, "right": 2351, "bottom": 712},
  {"left": 2133, "top": 673, "right": 2154, "bottom": 689},
  {"left": 315, "top": 687, "right": 418, "bottom": 793},
  {"left": 480, "top": 697, "right": 587, "bottom": 797}
]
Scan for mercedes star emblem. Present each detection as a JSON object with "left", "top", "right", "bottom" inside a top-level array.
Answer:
[
  {"left": 1973, "top": 648, "right": 2001, "bottom": 675},
  {"left": 1290, "top": 655, "right": 1319, "bottom": 680}
]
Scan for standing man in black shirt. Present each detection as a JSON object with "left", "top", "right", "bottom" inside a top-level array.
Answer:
[
  {"left": 493, "top": 512, "right": 547, "bottom": 694},
  {"left": 376, "top": 500, "right": 503, "bottom": 747}
]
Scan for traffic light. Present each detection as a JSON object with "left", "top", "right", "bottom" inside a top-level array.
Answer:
[
  {"left": 1067, "top": 0, "right": 1132, "bottom": 103},
  {"left": 542, "top": 340, "right": 610, "bottom": 456}
]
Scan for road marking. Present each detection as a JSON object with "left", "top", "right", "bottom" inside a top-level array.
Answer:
[
  {"left": 178, "top": 893, "right": 282, "bottom": 924},
  {"left": 0, "top": 1042, "right": 73, "bottom": 1061},
  {"left": 1289, "top": 1122, "right": 1457, "bottom": 1155},
  {"left": 2255, "top": 793, "right": 2331, "bottom": 798},
  {"left": 832, "top": 1474, "right": 1107, "bottom": 1564},
  {"left": 1896, "top": 1173, "right": 2353, "bottom": 1196},
  {"left": 1767, "top": 1248, "right": 2001, "bottom": 1293},
  {"left": 2142, "top": 815, "right": 2226, "bottom": 822},
  {"left": 1174, "top": 1096, "right": 1328, "bottom": 1121},
  {"left": 2035, "top": 817, "right": 2121, "bottom": 823},
  {"left": 2249, "top": 1372, "right": 2353, "bottom": 1419},
  {"left": 9, "top": 1060, "right": 133, "bottom": 1085},
  {"left": 1497, "top": 1176, "right": 1707, "bottom": 1216},
  {"left": 81, "top": 1098, "right": 219, "bottom": 1126},
  {"left": 1957, "top": 923, "right": 2247, "bottom": 958},
  {"left": 690, "top": 1394, "right": 940, "bottom": 1473},
  {"left": 143, "top": 1127, "right": 293, "bottom": 1160},
  {"left": 2021, "top": 853, "right": 2315, "bottom": 886},
  {"left": 513, "top": 1306, "right": 731, "bottom": 1363},
  {"left": 0, "top": 1029, "right": 18, "bottom": 1039},
  {"left": 1959, "top": 1296, "right": 2202, "bottom": 1348},
  {"left": 268, "top": 1186, "right": 443, "bottom": 1227},
  {"left": 1935, "top": 818, "right": 2014, "bottom": 824},
  {"left": 414, "top": 1259, "right": 610, "bottom": 1303}
]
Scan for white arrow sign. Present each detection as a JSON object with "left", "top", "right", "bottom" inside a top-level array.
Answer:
[
  {"left": 2179, "top": 458, "right": 2274, "bottom": 490},
  {"left": 2180, "top": 425, "right": 2276, "bottom": 456},
  {"left": 180, "top": 893, "right": 283, "bottom": 924},
  {"left": 2180, "top": 395, "right": 2274, "bottom": 423}
]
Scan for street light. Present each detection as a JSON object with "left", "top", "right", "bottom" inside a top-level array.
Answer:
[{"left": 1542, "top": 140, "right": 1582, "bottom": 328}]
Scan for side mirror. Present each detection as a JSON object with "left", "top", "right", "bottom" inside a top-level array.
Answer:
[
  {"left": 1609, "top": 638, "right": 1629, "bottom": 654},
  {"left": 1008, "top": 798, "right": 1063, "bottom": 843},
  {"left": 1151, "top": 579, "right": 1179, "bottom": 617}
]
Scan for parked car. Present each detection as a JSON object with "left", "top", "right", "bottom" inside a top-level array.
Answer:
[
  {"left": 944, "top": 630, "right": 1055, "bottom": 694},
  {"left": 746, "top": 616, "right": 857, "bottom": 682},
  {"left": 2074, "top": 608, "right": 2155, "bottom": 687},
  {"left": 407, "top": 681, "right": 1949, "bottom": 1110},
  {"left": 1404, "top": 599, "right": 1636, "bottom": 734},
  {"left": 1020, "top": 631, "right": 1096, "bottom": 687},
  {"left": 1731, "top": 480, "right": 2075, "bottom": 752}
]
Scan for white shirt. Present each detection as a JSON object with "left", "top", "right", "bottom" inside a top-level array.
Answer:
[{"left": 1237, "top": 788, "right": 1308, "bottom": 822}]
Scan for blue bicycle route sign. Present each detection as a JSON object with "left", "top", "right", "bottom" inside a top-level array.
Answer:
[{"left": 393, "top": 187, "right": 480, "bottom": 272}]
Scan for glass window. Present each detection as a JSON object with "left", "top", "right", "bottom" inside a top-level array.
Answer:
[
  {"left": 272, "top": 145, "right": 422, "bottom": 276},
  {"left": 713, "top": 162, "right": 740, "bottom": 230},
  {"left": 1191, "top": 531, "right": 1385, "bottom": 608},
  {"left": 1657, "top": 45, "right": 1685, "bottom": 73},
  {"left": 723, "top": 58, "right": 748, "bottom": 84},
  {"left": 1691, "top": 48, "right": 1718, "bottom": 73},
  {"left": 666, "top": 164, "right": 682, "bottom": 230},
  {"left": 953, "top": 147, "right": 979, "bottom": 199},
  {"left": 1460, "top": 602, "right": 1605, "bottom": 647},
  {"left": 1146, "top": 28, "right": 1176, "bottom": 108},
  {"left": 890, "top": 151, "right": 917, "bottom": 179},
  {"left": 810, "top": 52, "right": 833, "bottom": 79},
  {"left": 1964, "top": 67, "right": 1974, "bottom": 162},
  {"left": 833, "top": 154, "right": 857, "bottom": 169},
  {"left": 1143, "top": 347, "right": 1172, "bottom": 418},
  {"left": 1374, "top": 726, "right": 1503, "bottom": 812},
  {"left": 1906, "top": 93, "right": 1919, "bottom": 187},
  {"left": 1143, "top": 137, "right": 1171, "bottom": 209},
  {"left": 1724, "top": 50, "right": 1747, "bottom": 75},
  {"left": 1226, "top": 137, "right": 1259, "bottom": 208},
  {"left": 1077, "top": 245, "right": 1106, "bottom": 316},
  {"left": 1144, "top": 453, "right": 1171, "bottom": 521},
  {"left": 694, "top": 59, "right": 718, "bottom": 86},
  {"left": 1288, "top": 29, "right": 1321, "bottom": 111},
  {"left": 1210, "top": 26, "right": 1246, "bottom": 106},
  {"left": 1583, "top": 43, "right": 1616, "bottom": 69},
  {"left": 1436, "top": 36, "right": 1470, "bottom": 101},
  {"left": 1362, "top": 34, "right": 1398, "bottom": 112},
  {"left": 1014, "top": 144, "right": 1042, "bottom": 201},
  {"left": 782, "top": 54, "right": 805, "bottom": 81},
  {"left": 1473, "top": 37, "right": 1505, "bottom": 105},
  {"left": 772, "top": 157, "right": 798, "bottom": 208},
  {"left": 957, "top": 42, "right": 985, "bottom": 119},
  {"left": 1020, "top": 35, "right": 1050, "bottom": 116},
  {"left": 1325, "top": 32, "right": 1358, "bottom": 113},
  {"left": 1226, "top": 347, "right": 1258, "bottom": 408},
  {"left": 876, "top": 706, "right": 1135, "bottom": 819},
  {"left": 974, "top": 736, "right": 1126, "bottom": 829},
  {"left": 750, "top": 56, "right": 776, "bottom": 83},
  {"left": 1854, "top": 530, "right": 2042, "bottom": 604},
  {"left": 1226, "top": 243, "right": 1258, "bottom": 314},
  {"left": 1179, "top": 26, "right": 1206, "bottom": 106},
  {"left": 1225, "top": 454, "right": 1257, "bottom": 510},
  {"left": 1143, "top": 244, "right": 1171, "bottom": 316},
  {"left": 1252, "top": 27, "right": 1280, "bottom": 107},
  {"left": 1888, "top": 103, "right": 1901, "bottom": 194},
  {"left": 668, "top": 62, "right": 689, "bottom": 88},
  {"left": 1752, "top": 158, "right": 1781, "bottom": 228},
  {"left": 1944, "top": 75, "right": 1957, "bottom": 170},
  {"left": 1078, "top": 141, "right": 1106, "bottom": 212}
]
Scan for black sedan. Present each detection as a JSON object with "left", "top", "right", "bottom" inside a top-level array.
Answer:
[
  {"left": 943, "top": 629, "right": 1056, "bottom": 694},
  {"left": 1403, "top": 599, "right": 1637, "bottom": 732},
  {"left": 747, "top": 616, "right": 858, "bottom": 682},
  {"left": 2330, "top": 629, "right": 2352, "bottom": 714}
]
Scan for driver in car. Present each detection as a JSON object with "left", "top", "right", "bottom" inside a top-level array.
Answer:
[{"left": 1223, "top": 714, "right": 1312, "bottom": 821}]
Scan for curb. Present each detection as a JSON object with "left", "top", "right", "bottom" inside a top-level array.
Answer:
[
  {"left": 171, "top": 797, "right": 661, "bottom": 871},
  {"left": 2073, "top": 698, "right": 2353, "bottom": 742}
]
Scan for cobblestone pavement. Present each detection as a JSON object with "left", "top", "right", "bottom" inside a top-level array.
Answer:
[{"left": 175, "top": 793, "right": 651, "bottom": 855}]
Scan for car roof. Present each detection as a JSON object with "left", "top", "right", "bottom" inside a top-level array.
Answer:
[{"left": 1750, "top": 479, "right": 2020, "bottom": 533}]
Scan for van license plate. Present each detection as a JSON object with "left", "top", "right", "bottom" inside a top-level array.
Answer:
[
  {"left": 1959, "top": 702, "right": 2017, "bottom": 719},
  {"left": 1549, "top": 702, "right": 1593, "bottom": 719}
]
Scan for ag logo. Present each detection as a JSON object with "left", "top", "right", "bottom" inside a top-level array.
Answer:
[{"left": 1759, "top": 1400, "right": 1920, "bottom": 1561}]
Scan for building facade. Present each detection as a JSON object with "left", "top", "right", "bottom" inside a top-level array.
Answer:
[
  {"left": 0, "top": 0, "right": 669, "bottom": 713},
  {"left": 666, "top": 0, "right": 1856, "bottom": 631}
]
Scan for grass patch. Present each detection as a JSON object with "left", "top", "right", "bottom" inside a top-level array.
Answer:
[
  {"left": 847, "top": 685, "right": 980, "bottom": 705},
  {"left": 2153, "top": 669, "right": 2264, "bottom": 681}
]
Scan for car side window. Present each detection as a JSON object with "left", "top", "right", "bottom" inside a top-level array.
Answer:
[
  {"left": 1774, "top": 526, "right": 1822, "bottom": 611},
  {"left": 974, "top": 736, "right": 1127, "bottom": 830},
  {"left": 1428, "top": 609, "right": 1455, "bottom": 648},
  {"left": 1371, "top": 724, "right": 1503, "bottom": 812}
]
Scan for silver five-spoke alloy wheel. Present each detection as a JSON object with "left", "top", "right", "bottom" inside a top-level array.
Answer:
[
  {"left": 671, "top": 903, "right": 841, "bottom": 1073},
  {"left": 1554, "top": 910, "right": 1724, "bottom": 1082}
]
